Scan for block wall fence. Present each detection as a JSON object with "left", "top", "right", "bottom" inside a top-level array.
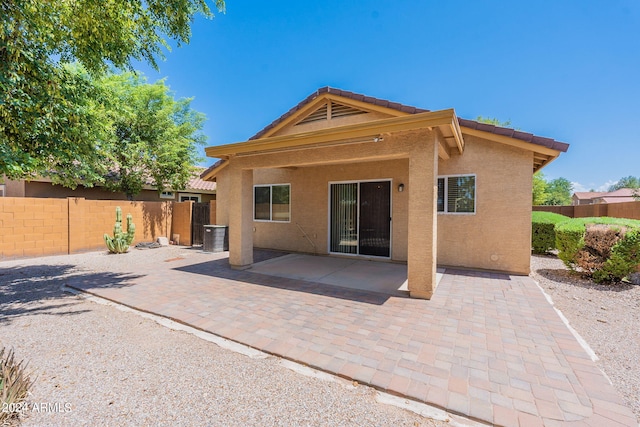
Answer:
[
  {"left": 532, "top": 201, "right": 640, "bottom": 220},
  {"left": 0, "top": 198, "right": 200, "bottom": 260}
]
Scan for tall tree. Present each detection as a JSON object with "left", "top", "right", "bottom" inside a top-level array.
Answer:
[
  {"left": 546, "top": 177, "right": 573, "bottom": 205},
  {"left": 532, "top": 171, "right": 548, "bottom": 205},
  {"left": 98, "top": 72, "right": 206, "bottom": 200},
  {"left": 609, "top": 176, "right": 640, "bottom": 191},
  {"left": 1, "top": 0, "right": 224, "bottom": 183}
]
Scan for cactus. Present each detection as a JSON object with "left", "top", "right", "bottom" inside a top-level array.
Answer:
[{"left": 103, "top": 207, "right": 136, "bottom": 254}]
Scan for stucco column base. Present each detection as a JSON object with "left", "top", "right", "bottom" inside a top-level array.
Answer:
[
  {"left": 230, "top": 263, "right": 252, "bottom": 271},
  {"left": 409, "top": 290, "right": 433, "bottom": 300}
]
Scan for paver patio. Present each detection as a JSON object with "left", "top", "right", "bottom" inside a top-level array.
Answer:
[{"left": 65, "top": 250, "right": 637, "bottom": 427}]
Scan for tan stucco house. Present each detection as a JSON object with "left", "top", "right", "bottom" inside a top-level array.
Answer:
[{"left": 203, "top": 87, "right": 569, "bottom": 299}]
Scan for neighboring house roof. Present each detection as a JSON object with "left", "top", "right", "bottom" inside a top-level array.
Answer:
[
  {"left": 605, "top": 188, "right": 638, "bottom": 198},
  {"left": 103, "top": 166, "right": 216, "bottom": 193},
  {"left": 250, "top": 87, "right": 570, "bottom": 153},
  {"left": 202, "top": 87, "right": 569, "bottom": 181},
  {"left": 186, "top": 167, "right": 216, "bottom": 192},
  {"left": 574, "top": 188, "right": 639, "bottom": 204},
  {"left": 19, "top": 166, "right": 216, "bottom": 194},
  {"left": 573, "top": 192, "right": 607, "bottom": 200},
  {"left": 596, "top": 196, "right": 637, "bottom": 204}
]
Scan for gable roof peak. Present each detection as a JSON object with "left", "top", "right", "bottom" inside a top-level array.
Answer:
[{"left": 249, "top": 87, "right": 429, "bottom": 140}]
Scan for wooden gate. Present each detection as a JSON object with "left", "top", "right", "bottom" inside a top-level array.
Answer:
[{"left": 191, "top": 202, "right": 210, "bottom": 246}]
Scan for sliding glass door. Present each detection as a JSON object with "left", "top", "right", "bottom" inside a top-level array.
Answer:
[
  {"left": 330, "top": 183, "right": 358, "bottom": 254},
  {"left": 329, "top": 181, "right": 391, "bottom": 257}
]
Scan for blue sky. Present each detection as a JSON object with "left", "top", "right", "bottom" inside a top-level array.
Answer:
[{"left": 134, "top": 0, "right": 640, "bottom": 193}]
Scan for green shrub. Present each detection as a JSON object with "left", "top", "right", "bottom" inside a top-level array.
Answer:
[
  {"left": 556, "top": 217, "right": 640, "bottom": 282},
  {"left": 0, "top": 348, "right": 33, "bottom": 423},
  {"left": 531, "top": 211, "right": 570, "bottom": 254},
  {"left": 593, "top": 229, "right": 640, "bottom": 283}
]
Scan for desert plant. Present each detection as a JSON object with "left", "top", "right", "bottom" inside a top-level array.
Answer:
[
  {"left": 0, "top": 348, "right": 33, "bottom": 423},
  {"left": 531, "top": 211, "right": 569, "bottom": 254},
  {"left": 103, "top": 206, "right": 136, "bottom": 253}
]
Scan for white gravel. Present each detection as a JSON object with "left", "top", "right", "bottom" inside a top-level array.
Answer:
[
  {"left": 530, "top": 254, "right": 640, "bottom": 419},
  {"left": 0, "top": 247, "right": 450, "bottom": 427}
]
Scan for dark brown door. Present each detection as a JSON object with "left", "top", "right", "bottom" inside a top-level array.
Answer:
[
  {"left": 358, "top": 181, "right": 391, "bottom": 257},
  {"left": 191, "top": 202, "right": 210, "bottom": 246}
]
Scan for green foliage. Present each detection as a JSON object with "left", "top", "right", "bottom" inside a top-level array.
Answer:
[
  {"left": 1, "top": 0, "right": 224, "bottom": 182},
  {"left": 532, "top": 172, "right": 548, "bottom": 205},
  {"left": 556, "top": 217, "right": 640, "bottom": 282},
  {"left": 98, "top": 72, "right": 206, "bottom": 199},
  {"left": 1, "top": 57, "right": 107, "bottom": 187},
  {"left": 546, "top": 177, "right": 573, "bottom": 206},
  {"left": 531, "top": 211, "right": 569, "bottom": 254},
  {"left": 104, "top": 207, "right": 136, "bottom": 253},
  {"left": 0, "top": 347, "right": 33, "bottom": 423},
  {"left": 608, "top": 175, "right": 640, "bottom": 192},
  {"left": 555, "top": 219, "right": 586, "bottom": 269},
  {"left": 592, "top": 229, "right": 640, "bottom": 283},
  {"left": 530, "top": 173, "right": 572, "bottom": 206},
  {"left": 475, "top": 116, "right": 512, "bottom": 127}
]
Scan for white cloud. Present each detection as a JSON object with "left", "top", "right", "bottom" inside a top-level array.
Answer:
[
  {"left": 571, "top": 182, "right": 587, "bottom": 192},
  {"left": 571, "top": 180, "right": 617, "bottom": 193}
]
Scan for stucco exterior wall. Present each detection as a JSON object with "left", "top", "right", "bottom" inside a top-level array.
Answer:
[
  {"left": 216, "top": 129, "right": 435, "bottom": 260},
  {"left": 4, "top": 179, "right": 25, "bottom": 197},
  {"left": 437, "top": 135, "right": 533, "bottom": 274},
  {"left": 215, "top": 167, "right": 230, "bottom": 226},
  {"left": 251, "top": 159, "right": 409, "bottom": 260}
]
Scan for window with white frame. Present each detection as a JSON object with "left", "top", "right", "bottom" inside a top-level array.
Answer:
[
  {"left": 437, "top": 175, "right": 476, "bottom": 213},
  {"left": 160, "top": 191, "right": 175, "bottom": 199},
  {"left": 254, "top": 184, "right": 290, "bottom": 222}
]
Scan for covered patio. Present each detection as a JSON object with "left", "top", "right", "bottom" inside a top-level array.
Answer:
[{"left": 207, "top": 108, "right": 465, "bottom": 299}]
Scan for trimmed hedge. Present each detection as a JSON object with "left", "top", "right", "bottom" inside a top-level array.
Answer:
[
  {"left": 531, "top": 211, "right": 569, "bottom": 254},
  {"left": 555, "top": 217, "right": 640, "bottom": 282}
]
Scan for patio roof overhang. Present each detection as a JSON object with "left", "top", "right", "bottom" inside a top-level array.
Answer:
[{"left": 204, "top": 108, "right": 464, "bottom": 161}]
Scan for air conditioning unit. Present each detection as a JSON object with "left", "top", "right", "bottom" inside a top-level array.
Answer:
[{"left": 203, "top": 225, "right": 229, "bottom": 252}]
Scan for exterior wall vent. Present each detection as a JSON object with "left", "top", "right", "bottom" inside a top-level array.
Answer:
[
  {"left": 297, "top": 103, "right": 329, "bottom": 125},
  {"left": 296, "top": 102, "right": 367, "bottom": 126}
]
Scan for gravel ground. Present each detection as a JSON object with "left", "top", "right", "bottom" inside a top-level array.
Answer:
[
  {"left": 530, "top": 254, "right": 640, "bottom": 419},
  {"left": 0, "top": 247, "right": 451, "bottom": 427}
]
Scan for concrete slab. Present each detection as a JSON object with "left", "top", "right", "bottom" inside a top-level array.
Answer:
[{"left": 249, "top": 253, "right": 444, "bottom": 296}]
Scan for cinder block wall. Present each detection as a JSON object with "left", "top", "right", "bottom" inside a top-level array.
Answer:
[
  {"left": 0, "top": 198, "right": 179, "bottom": 260},
  {"left": 69, "top": 199, "right": 172, "bottom": 253},
  {"left": 0, "top": 198, "right": 69, "bottom": 259},
  {"left": 170, "top": 201, "right": 192, "bottom": 246}
]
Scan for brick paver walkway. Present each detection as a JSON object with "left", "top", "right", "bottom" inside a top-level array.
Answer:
[{"left": 66, "top": 251, "right": 637, "bottom": 427}]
